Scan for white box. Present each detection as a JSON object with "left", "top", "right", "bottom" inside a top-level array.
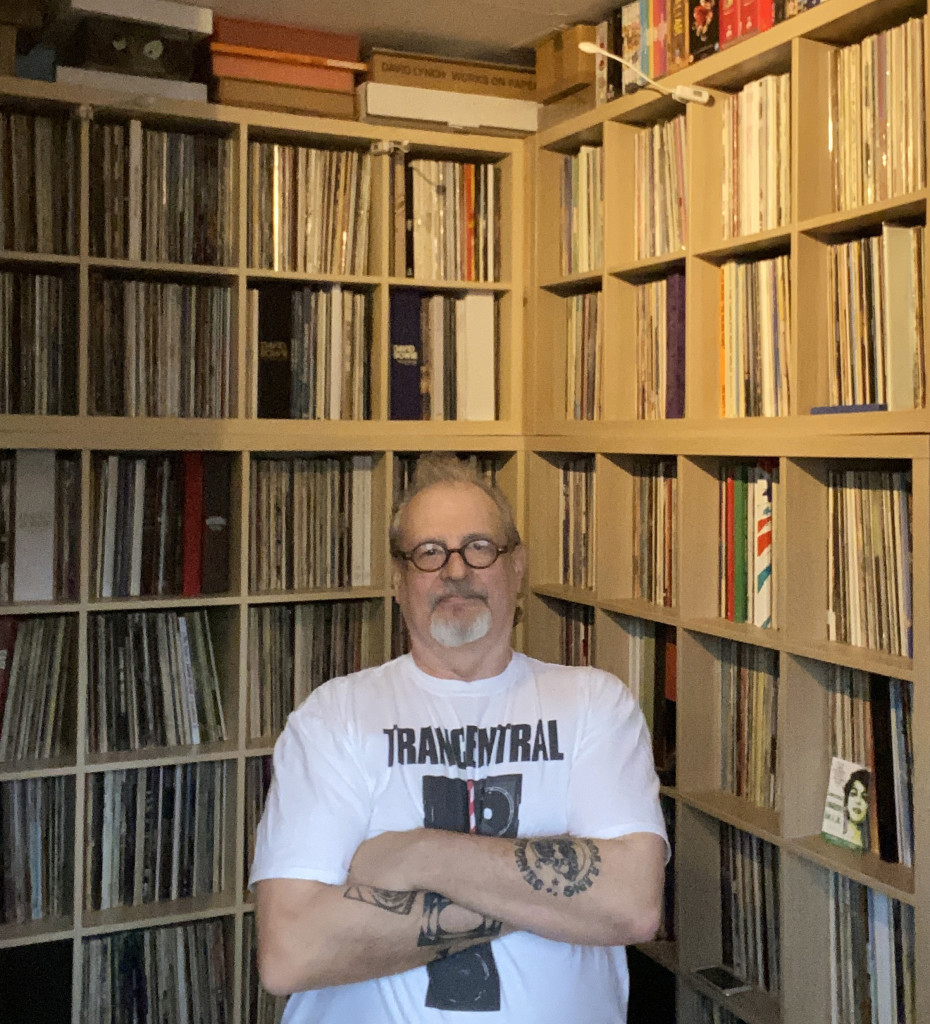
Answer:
[
  {"left": 51, "top": 0, "right": 213, "bottom": 37},
  {"left": 357, "top": 81, "right": 538, "bottom": 134},
  {"left": 56, "top": 65, "right": 208, "bottom": 102}
]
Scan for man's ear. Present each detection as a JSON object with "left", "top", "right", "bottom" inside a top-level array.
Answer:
[{"left": 510, "top": 543, "right": 527, "bottom": 587}]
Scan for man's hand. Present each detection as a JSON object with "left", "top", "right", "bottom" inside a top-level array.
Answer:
[{"left": 348, "top": 829, "right": 426, "bottom": 891}]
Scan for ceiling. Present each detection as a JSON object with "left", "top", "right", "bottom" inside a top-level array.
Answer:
[{"left": 174, "top": 0, "right": 617, "bottom": 66}]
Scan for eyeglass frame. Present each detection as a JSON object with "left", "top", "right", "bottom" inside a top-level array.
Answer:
[{"left": 391, "top": 536, "right": 517, "bottom": 573}]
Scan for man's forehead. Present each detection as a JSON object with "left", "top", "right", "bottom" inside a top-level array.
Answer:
[{"left": 401, "top": 482, "right": 502, "bottom": 539}]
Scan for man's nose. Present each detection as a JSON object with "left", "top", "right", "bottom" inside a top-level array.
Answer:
[{"left": 441, "top": 549, "right": 470, "bottom": 578}]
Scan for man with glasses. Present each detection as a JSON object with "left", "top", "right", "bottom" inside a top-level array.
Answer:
[{"left": 250, "top": 453, "right": 668, "bottom": 1023}]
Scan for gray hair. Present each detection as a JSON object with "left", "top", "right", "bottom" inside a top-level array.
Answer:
[{"left": 389, "top": 453, "right": 522, "bottom": 555}]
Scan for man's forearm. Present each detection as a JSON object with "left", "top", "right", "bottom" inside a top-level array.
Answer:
[
  {"left": 348, "top": 830, "right": 665, "bottom": 948},
  {"left": 255, "top": 877, "right": 508, "bottom": 996}
]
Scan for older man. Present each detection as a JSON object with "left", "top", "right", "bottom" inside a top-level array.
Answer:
[{"left": 250, "top": 454, "right": 668, "bottom": 1022}]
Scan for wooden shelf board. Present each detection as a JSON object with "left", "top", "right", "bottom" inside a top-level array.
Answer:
[
  {"left": 682, "top": 972, "right": 782, "bottom": 1024},
  {"left": 246, "top": 586, "right": 387, "bottom": 605},
  {"left": 676, "top": 789, "right": 781, "bottom": 843},
  {"left": 782, "top": 637, "right": 914, "bottom": 681},
  {"left": 86, "top": 257, "right": 238, "bottom": 279},
  {"left": 786, "top": 834, "right": 915, "bottom": 902},
  {"left": 0, "top": 917, "right": 74, "bottom": 949},
  {"left": 84, "top": 594, "right": 242, "bottom": 613},
  {"left": 634, "top": 938, "right": 678, "bottom": 974},
  {"left": 0, "top": 417, "right": 528, "bottom": 453},
  {"left": 597, "top": 597, "right": 680, "bottom": 626},
  {"left": 83, "top": 743, "right": 240, "bottom": 773},
  {"left": 680, "top": 618, "right": 783, "bottom": 651},
  {"left": 244, "top": 743, "right": 276, "bottom": 758},
  {"left": 247, "top": 268, "right": 381, "bottom": 288},
  {"left": 608, "top": 252, "right": 686, "bottom": 282},
  {"left": 0, "top": 250, "right": 80, "bottom": 267},
  {"left": 531, "top": 583, "right": 597, "bottom": 607},
  {"left": 538, "top": 269, "right": 603, "bottom": 295},
  {"left": 78, "top": 893, "right": 238, "bottom": 937},
  {"left": 0, "top": 759, "right": 77, "bottom": 782},
  {"left": 694, "top": 227, "right": 791, "bottom": 264},
  {"left": 385, "top": 276, "right": 511, "bottom": 293},
  {"left": 0, "top": 598, "right": 80, "bottom": 615},
  {"left": 799, "top": 192, "right": 927, "bottom": 241},
  {"left": 527, "top": 421, "right": 930, "bottom": 456}
]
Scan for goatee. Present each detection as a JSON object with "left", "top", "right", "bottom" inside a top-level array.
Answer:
[{"left": 430, "top": 606, "right": 492, "bottom": 648}]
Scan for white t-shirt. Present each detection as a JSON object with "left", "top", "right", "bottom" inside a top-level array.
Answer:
[{"left": 250, "top": 652, "right": 668, "bottom": 1023}]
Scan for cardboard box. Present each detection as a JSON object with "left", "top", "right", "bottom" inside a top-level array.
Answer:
[
  {"left": 213, "top": 77, "right": 355, "bottom": 119},
  {"left": 61, "top": 16, "right": 200, "bottom": 80},
  {"left": 0, "top": 1, "right": 39, "bottom": 30},
  {"left": 535, "top": 23, "right": 596, "bottom": 104},
  {"left": 537, "top": 82, "right": 596, "bottom": 131},
  {"left": 367, "top": 49, "right": 535, "bottom": 101},
  {"left": 0, "top": 23, "right": 16, "bottom": 75},
  {"left": 357, "top": 81, "right": 537, "bottom": 135},
  {"left": 212, "top": 15, "right": 360, "bottom": 62}
]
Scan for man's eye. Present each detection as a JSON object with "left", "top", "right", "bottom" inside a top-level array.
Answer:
[
  {"left": 467, "top": 539, "right": 494, "bottom": 553},
  {"left": 416, "top": 543, "right": 445, "bottom": 559}
]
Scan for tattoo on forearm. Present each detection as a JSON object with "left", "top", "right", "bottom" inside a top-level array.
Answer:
[
  {"left": 344, "top": 885, "right": 417, "bottom": 915},
  {"left": 514, "top": 837, "right": 601, "bottom": 897},
  {"left": 417, "top": 891, "right": 502, "bottom": 948}
]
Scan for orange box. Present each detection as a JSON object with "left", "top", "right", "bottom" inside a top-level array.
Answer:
[{"left": 212, "top": 15, "right": 360, "bottom": 62}]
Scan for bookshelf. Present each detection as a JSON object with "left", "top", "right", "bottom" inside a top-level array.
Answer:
[
  {"left": 0, "top": 74, "right": 527, "bottom": 1024},
  {"left": 526, "top": 1, "right": 930, "bottom": 1022}
]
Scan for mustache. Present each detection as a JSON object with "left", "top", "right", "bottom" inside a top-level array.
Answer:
[{"left": 430, "top": 580, "right": 489, "bottom": 609}]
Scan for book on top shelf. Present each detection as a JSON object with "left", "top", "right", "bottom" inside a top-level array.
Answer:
[{"left": 49, "top": 0, "right": 213, "bottom": 35}]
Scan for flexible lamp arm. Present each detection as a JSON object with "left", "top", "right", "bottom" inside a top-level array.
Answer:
[{"left": 577, "top": 40, "right": 711, "bottom": 105}]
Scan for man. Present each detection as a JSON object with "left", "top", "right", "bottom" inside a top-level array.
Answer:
[{"left": 250, "top": 453, "right": 668, "bottom": 1022}]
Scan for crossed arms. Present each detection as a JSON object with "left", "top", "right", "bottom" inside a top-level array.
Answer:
[{"left": 255, "top": 828, "right": 666, "bottom": 997}]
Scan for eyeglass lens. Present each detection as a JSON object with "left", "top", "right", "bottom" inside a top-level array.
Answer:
[{"left": 409, "top": 538, "right": 502, "bottom": 571}]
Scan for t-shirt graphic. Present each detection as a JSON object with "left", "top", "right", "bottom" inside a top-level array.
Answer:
[{"left": 422, "top": 774, "right": 522, "bottom": 1011}]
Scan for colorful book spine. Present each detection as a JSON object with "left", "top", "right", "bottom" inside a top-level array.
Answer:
[
  {"left": 667, "top": 0, "right": 689, "bottom": 70},
  {"left": 753, "top": 462, "right": 775, "bottom": 628},
  {"left": 720, "top": 0, "right": 739, "bottom": 48}
]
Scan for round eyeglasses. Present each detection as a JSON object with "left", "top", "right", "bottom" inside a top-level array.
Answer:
[{"left": 393, "top": 538, "right": 514, "bottom": 573}]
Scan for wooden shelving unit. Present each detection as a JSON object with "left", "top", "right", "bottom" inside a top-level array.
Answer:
[
  {"left": 525, "top": 2, "right": 930, "bottom": 1022},
  {"left": 0, "top": 74, "right": 527, "bottom": 1024}
]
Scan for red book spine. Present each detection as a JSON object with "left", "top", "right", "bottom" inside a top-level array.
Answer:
[
  {"left": 725, "top": 473, "right": 736, "bottom": 620},
  {"left": 757, "top": 0, "right": 775, "bottom": 31},
  {"left": 652, "top": 0, "right": 668, "bottom": 77},
  {"left": 739, "top": 0, "right": 759, "bottom": 38},
  {"left": 182, "top": 453, "right": 204, "bottom": 597},
  {"left": 719, "top": 0, "right": 739, "bottom": 47},
  {"left": 664, "top": 633, "right": 678, "bottom": 701}
]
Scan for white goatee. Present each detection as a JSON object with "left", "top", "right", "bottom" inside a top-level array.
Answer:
[{"left": 430, "top": 606, "right": 492, "bottom": 648}]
